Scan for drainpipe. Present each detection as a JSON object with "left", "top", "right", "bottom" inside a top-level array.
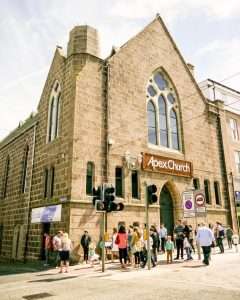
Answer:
[{"left": 23, "top": 122, "right": 37, "bottom": 262}]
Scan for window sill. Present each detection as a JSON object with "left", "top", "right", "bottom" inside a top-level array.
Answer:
[{"left": 147, "top": 143, "right": 183, "bottom": 157}]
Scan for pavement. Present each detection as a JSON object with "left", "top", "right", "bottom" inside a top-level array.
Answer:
[{"left": 0, "top": 248, "right": 240, "bottom": 300}]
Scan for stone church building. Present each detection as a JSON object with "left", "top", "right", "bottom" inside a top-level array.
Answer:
[{"left": 0, "top": 15, "right": 238, "bottom": 260}]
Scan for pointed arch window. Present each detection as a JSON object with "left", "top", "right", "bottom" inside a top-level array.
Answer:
[
  {"left": 170, "top": 109, "right": 179, "bottom": 150},
  {"left": 147, "top": 101, "right": 157, "bottom": 145},
  {"left": 21, "top": 145, "right": 29, "bottom": 193},
  {"left": 47, "top": 81, "right": 61, "bottom": 142},
  {"left": 2, "top": 156, "right": 10, "bottom": 198},
  {"left": 158, "top": 95, "right": 168, "bottom": 147},
  {"left": 146, "top": 70, "right": 181, "bottom": 151}
]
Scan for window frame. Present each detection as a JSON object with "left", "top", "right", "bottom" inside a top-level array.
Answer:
[
  {"left": 193, "top": 178, "right": 200, "bottom": 190},
  {"left": 2, "top": 156, "right": 10, "bottom": 199},
  {"left": 214, "top": 181, "right": 221, "bottom": 206},
  {"left": 131, "top": 170, "right": 139, "bottom": 199},
  {"left": 204, "top": 179, "right": 211, "bottom": 205},
  {"left": 115, "top": 167, "right": 123, "bottom": 197},
  {"left": 21, "top": 145, "right": 29, "bottom": 194},
  {"left": 86, "top": 162, "right": 94, "bottom": 196},
  {"left": 146, "top": 70, "right": 181, "bottom": 151},
  {"left": 47, "top": 81, "right": 61, "bottom": 143},
  {"left": 230, "top": 118, "right": 239, "bottom": 141}
]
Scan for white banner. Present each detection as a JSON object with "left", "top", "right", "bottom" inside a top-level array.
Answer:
[
  {"left": 31, "top": 205, "right": 62, "bottom": 223},
  {"left": 182, "top": 191, "right": 195, "bottom": 218}
]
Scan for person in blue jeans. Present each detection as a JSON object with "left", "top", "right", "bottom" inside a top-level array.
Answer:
[{"left": 196, "top": 223, "right": 215, "bottom": 265}]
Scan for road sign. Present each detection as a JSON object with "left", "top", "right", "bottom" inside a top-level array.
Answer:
[
  {"left": 182, "top": 191, "right": 195, "bottom": 217},
  {"left": 194, "top": 190, "right": 206, "bottom": 213}
]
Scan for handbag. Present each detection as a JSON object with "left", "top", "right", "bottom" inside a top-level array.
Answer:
[{"left": 115, "top": 234, "right": 120, "bottom": 245}]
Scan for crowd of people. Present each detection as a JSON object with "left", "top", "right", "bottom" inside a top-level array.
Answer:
[{"left": 43, "top": 220, "right": 239, "bottom": 272}]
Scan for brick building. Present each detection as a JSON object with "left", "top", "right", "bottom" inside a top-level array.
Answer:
[{"left": 0, "top": 16, "right": 238, "bottom": 260}]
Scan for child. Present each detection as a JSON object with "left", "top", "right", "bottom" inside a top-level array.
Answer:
[
  {"left": 232, "top": 233, "right": 239, "bottom": 253},
  {"left": 165, "top": 235, "right": 174, "bottom": 264},
  {"left": 89, "top": 243, "right": 99, "bottom": 266},
  {"left": 183, "top": 234, "right": 193, "bottom": 260}
]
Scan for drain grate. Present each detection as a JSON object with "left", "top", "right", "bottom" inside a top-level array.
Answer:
[{"left": 22, "top": 292, "right": 54, "bottom": 300}]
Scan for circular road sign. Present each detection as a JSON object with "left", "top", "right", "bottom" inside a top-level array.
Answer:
[
  {"left": 185, "top": 200, "right": 193, "bottom": 210},
  {"left": 195, "top": 193, "right": 205, "bottom": 207}
]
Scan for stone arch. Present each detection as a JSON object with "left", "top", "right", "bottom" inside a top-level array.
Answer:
[{"left": 159, "top": 180, "right": 181, "bottom": 234}]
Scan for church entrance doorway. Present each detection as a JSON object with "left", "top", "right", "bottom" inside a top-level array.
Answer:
[{"left": 160, "top": 185, "right": 174, "bottom": 235}]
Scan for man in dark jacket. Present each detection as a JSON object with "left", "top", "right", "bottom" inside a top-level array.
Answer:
[
  {"left": 150, "top": 228, "right": 158, "bottom": 263},
  {"left": 81, "top": 230, "right": 91, "bottom": 263},
  {"left": 174, "top": 220, "right": 184, "bottom": 260}
]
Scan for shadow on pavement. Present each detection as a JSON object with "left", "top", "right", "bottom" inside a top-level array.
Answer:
[{"left": 28, "top": 276, "right": 78, "bottom": 283}]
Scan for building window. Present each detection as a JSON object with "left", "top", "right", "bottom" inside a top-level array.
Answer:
[
  {"left": 214, "top": 181, "right": 221, "bottom": 205},
  {"left": 47, "top": 81, "right": 61, "bottom": 142},
  {"left": 234, "top": 151, "right": 240, "bottom": 173},
  {"left": 21, "top": 145, "right": 29, "bottom": 193},
  {"left": 193, "top": 178, "right": 200, "bottom": 190},
  {"left": 131, "top": 170, "right": 139, "bottom": 199},
  {"left": 115, "top": 167, "right": 123, "bottom": 197},
  {"left": 50, "top": 166, "right": 55, "bottom": 198},
  {"left": 147, "top": 101, "right": 157, "bottom": 145},
  {"left": 146, "top": 70, "right": 180, "bottom": 150},
  {"left": 44, "top": 168, "right": 49, "bottom": 198},
  {"left": 204, "top": 179, "right": 211, "bottom": 204},
  {"left": 230, "top": 118, "right": 239, "bottom": 141},
  {"left": 2, "top": 156, "right": 10, "bottom": 198},
  {"left": 86, "top": 162, "right": 94, "bottom": 195}
]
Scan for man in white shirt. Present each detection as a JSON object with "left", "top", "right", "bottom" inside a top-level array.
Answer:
[
  {"left": 52, "top": 231, "right": 63, "bottom": 267},
  {"left": 196, "top": 223, "right": 215, "bottom": 265}
]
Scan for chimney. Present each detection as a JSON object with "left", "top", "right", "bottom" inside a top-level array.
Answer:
[{"left": 67, "top": 25, "right": 100, "bottom": 58}]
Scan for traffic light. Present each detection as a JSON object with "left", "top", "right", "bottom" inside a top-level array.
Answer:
[
  {"left": 147, "top": 184, "right": 158, "bottom": 204},
  {"left": 103, "top": 185, "right": 124, "bottom": 212},
  {"left": 92, "top": 186, "right": 102, "bottom": 206}
]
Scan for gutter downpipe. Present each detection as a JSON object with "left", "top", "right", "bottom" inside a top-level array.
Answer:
[{"left": 23, "top": 122, "right": 37, "bottom": 262}]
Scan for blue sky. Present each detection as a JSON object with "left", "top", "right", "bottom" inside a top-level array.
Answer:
[{"left": 0, "top": 0, "right": 240, "bottom": 139}]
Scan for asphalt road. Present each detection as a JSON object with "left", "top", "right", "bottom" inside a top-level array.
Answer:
[{"left": 0, "top": 249, "right": 239, "bottom": 300}]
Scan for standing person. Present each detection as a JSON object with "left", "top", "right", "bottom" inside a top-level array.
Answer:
[
  {"left": 150, "top": 227, "right": 158, "bottom": 263},
  {"left": 196, "top": 223, "right": 215, "bottom": 265},
  {"left": 195, "top": 224, "right": 202, "bottom": 260},
  {"left": 43, "top": 233, "right": 51, "bottom": 266},
  {"left": 127, "top": 226, "right": 133, "bottom": 265},
  {"left": 183, "top": 220, "right": 190, "bottom": 239},
  {"left": 188, "top": 225, "right": 195, "bottom": 253},
  {"left": 59, "top": 232, "right": 72, "bottom": 273},
  {"left": 81, "top": 230, "right": 91, "bottom": 264},
  {"left": 226, "top": 226, "right": 233, "bottom": 249},
  {"left": 174, "top": 220, "right": 184, "bottom": 260},
  {"left": 52, "top": 231, "right": 63, "bottom": 268},
  {"left": 159, "top": 224, "right": 167, "bottom": 253},
  {"left": 232, "top": 232, "right": 239, "bottom": 252},
  {"left": 111, "top": 228, "right": 119, "bottom": 262},
  {"left": 140, "top": 235, "right": 156, "bottom": 268},
  {"left": 165, "top": 235, "right": 174, "bottom": 264},
  {"left": 115, "top": 225, "right": 128, "bottom": 268},
  {"left": 183, "top": 234, "right": 193, "bottom": 260},
  {"left": 131, "top": 227, "right": 141, "bottom": 268},
  {"left": 216, "top": 222, "right": 225, "bottom": 253}
]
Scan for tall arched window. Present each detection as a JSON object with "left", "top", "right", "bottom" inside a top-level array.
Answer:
[
  {"left": 146, "top": 70, "right": 180, "bottom": 150},
  {"left": 170, "top": 109, "right": 179, "bottom": 150},
  {"left": 158, "top": 95, "right": 168, "bottom": 147},
  {"left": 147, "top": 101, "right": 157, "bottom": 145},
  {"left": 86, "top": 162, "right": 94, "bottom": 195},
  {"left": 2, "top": 156, "right": 10, "bottom": 198},
  {"left": 47, "top": 81, "right": 61, "bottom": 142},
  {"left": 21, "top": 145, "right": 29, "bottom": 193}
]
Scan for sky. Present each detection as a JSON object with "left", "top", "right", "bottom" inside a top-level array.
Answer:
[{"left": 0, "top": 0, "right": 240, "bottom": 140}]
